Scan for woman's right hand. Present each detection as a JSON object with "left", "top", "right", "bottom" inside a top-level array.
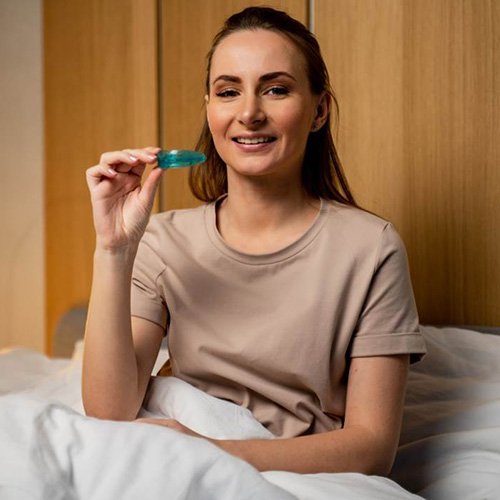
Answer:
[{"left": 86, "top": 147, "right": 164, "bottom": 251}]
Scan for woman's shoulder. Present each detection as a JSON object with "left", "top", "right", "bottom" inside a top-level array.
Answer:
[
  {"left": 140, "top": 203, "right": 208, "bottom": 246},
  {"left": 322, "top": 200, "right": 404, "bottom": 253},
  {"left": 324, "top": 200, "right": 391, "bottom": 232},
  {"left": 148, "top": 203, "right": 207, "bottom": 229}
]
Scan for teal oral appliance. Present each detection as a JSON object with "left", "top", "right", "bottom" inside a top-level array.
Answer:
[{"left": 157, "top": 150, "right": 206, "bottom": 169}]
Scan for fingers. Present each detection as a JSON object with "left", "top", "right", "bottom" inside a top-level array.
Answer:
[
  {"left": 134, "top": 418, "right": 178, "bottom": 429},
  {"left": 143, "top": 146, "right": 161, "bottom": 155},
  {"left": 112, "top": 148, "right": 164, "bottom": 209},
  {"left": 105, "top": 148, "right": 157, "bottom": 174},
  {"left": 118, "top": 148, "right": 158, "bottom": 172},
  {"left": 86, "top": 163, "right": 118, "bottom": 190},
  {"left": 139, "top": 166, "right": 164, "bottom": 208},
  {"left": 86, "top": 147, "right": 160, "bottom": 189}
]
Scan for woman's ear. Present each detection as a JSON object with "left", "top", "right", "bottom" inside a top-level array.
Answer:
[
  {"left": 311, "top": 92, "right": 330, "bottom": 132},
  {"left": 204, "top": 94, "right": 212, "bottom": 129},
  {"left": 205, "top": 95, "right": 210, "bottom": 124}
]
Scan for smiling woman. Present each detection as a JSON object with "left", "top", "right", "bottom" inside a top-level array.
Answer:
[
  {"left": 190, "top": 7, "right": 354, "bottom": 206},
  {"left": 82, "top": 6, "right": 426, "bottom": 476},
  {"left": 206, "top": 29, "right": 324, "bottom": 186}
]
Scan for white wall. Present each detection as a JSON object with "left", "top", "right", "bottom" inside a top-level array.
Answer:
[{"left": 0, "top": 0, "right": 44, "bottom": 352}]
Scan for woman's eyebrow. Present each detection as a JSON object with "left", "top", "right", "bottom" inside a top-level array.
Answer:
[
  {"left": 211, "top": 71, "right": 297, "bottom": 86},
  {"left": 260, "top": 71, "right": 297, "bottom": 83},
  {"left": 212, "top": 75, "right": 240, "bottom": 85}
]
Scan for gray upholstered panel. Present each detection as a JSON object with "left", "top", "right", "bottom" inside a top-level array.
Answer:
[
  {"left": 52, "top": 306, "right": 88, "bottom": 358},
  {"left": 51, "top": 307, "right": 500, "bottom": 359},
  {"left": 426, "top": 324, "right": 500, "bottom": 335}
]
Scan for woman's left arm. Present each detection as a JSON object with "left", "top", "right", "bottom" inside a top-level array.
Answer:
[
  {"left": 212, "top": 355, "right": 409, "bottom": 476},
  {"left": 215, "top": 354, "right": 409, "bottom": 475},
  {"left": 137, "top": 354, "right": 409, "bottom": 475}
]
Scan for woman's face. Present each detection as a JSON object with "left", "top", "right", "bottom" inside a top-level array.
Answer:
[{"left": 206, "top": 29, "right": 327, "bottom": 182}]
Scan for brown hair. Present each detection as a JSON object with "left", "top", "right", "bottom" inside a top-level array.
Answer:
[{"left": 189, "top": 6, "right": 358, "bottom": 207}]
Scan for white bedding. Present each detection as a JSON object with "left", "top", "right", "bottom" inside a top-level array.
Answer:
[{"left": 0, "top": 325, "right": 499, "bottom": 499}]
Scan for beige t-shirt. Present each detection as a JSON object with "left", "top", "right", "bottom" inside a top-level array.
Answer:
[{"left": 131, "top": 198, "right": 426, "bottom": 438}]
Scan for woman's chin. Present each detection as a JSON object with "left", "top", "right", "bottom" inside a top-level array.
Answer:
[{"left": 225, "top": 158, "right": 298, "bottom": 181}]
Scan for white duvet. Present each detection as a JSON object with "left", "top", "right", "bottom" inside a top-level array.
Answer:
[{"left": 0, "top": 325, "right": 499, "bottom": 499}]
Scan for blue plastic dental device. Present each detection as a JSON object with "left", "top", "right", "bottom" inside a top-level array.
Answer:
[{"left": 157, "top": 149, "right": 206, "bottom": 169}]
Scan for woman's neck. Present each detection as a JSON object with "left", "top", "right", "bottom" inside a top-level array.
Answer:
[{"left": 216, "top": 173, "right": 320, "bottom": 254}]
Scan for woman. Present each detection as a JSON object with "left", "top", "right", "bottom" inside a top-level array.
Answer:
[{"left": 83, "top": 7, "right": 426, "bottom": 475}]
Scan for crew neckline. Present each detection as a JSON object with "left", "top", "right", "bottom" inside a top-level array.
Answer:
[{"left": 204, "top": 195, "right": 329, "bottom": 265}]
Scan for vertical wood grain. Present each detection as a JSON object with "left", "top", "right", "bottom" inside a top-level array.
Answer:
[
  {"left": 315, "top": 0, "right": 500, "bottom": 325},
  {"left": 316, "top": 0, "right": 406, "bottom": 224},
  {"left": 44, "top": 0, "right": 500, "bottom": 344},
  {"left": 159, "top": 0, "right": 307, "bottom": 210},
  {"left": 44, "top": 0, "right": 158, "bottom": 353}
]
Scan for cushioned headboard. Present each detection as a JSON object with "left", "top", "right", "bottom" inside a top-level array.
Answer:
[
  {"left": 431, "top": 325, "right": 500, "bottom": 335},
  {"left": 51, "top": 306, "right": 500, "bottom": 359},
  {"left": 52, "top": 306, "right": 88, "bottom": 358}
]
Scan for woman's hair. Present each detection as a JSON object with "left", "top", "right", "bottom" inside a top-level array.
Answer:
[{"left": 189, "top": 6, "right": 358, "bottom": 207}]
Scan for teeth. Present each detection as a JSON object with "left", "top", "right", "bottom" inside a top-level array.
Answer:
[{"left": 235, "top": 137, "right": 273, "bottom": 144}]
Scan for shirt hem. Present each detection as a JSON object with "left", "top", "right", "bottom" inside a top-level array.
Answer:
[{"left": 350, "top": 331, "right": 427, "bottom": 363}]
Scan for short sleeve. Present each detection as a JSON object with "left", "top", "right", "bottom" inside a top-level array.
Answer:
[
  {"left": 131, "top": 228, "right": 169, "bottom": 333},
  {"left": 350, "top": 223, "right": 426, "bottom": 363}
]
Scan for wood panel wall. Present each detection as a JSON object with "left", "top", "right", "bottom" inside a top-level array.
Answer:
[
  {"left": 44, "top": 0, "right": 499, "bottom": 354},
  {"left": 315, "top": 0, "right": 499, "bottom": 325},
  {"left": 44, "top": 0, "right": 158, "bottom": 354}
]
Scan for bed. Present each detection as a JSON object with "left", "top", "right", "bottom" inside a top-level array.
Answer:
[{"left": 1, "top": 322, "right": 499, "bottom": 499}]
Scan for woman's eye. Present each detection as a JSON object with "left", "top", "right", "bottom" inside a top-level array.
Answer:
[
  {"left": 267, "top": 86, "right": 289, "bottom": 96},
  {"left": 215, "top": 89, "right": 238, "bottom": 98}
]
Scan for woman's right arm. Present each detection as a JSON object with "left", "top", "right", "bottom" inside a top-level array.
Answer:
[{"left": 82, "top": 147, "right": 165, "bottom": 420}]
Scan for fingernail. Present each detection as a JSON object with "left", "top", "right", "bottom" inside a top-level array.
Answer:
[
  {"left": 108, "top": 168, "right": 116, "bottom": 175},
  {"left": 129, "top": 154, "right": 138, "bottom": 161},
  {"left": 147, "top": 154, "right": 156, "bottom": 160}
]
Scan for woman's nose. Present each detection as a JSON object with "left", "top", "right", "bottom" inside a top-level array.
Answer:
[{"left": 237, "top": 94, "right": 266, "bottom": 126}]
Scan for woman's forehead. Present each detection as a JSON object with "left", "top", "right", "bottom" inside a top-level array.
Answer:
[{"left": 210, "top": 29, "right": 307, "bottom": 82}]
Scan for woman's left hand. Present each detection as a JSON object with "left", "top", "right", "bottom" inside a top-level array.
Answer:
[{"left": 133, "top": 417, "right": 205, "bottom": 439}]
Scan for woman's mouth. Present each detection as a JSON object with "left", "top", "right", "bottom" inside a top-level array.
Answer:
[{"left": 232, "top": 136, "right": 277, "bottom": 145}]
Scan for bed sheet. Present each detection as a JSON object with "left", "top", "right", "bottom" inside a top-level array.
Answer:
[
  {"left": 391, "top": 326, "right": 500, "bottom": 499},
  {"left": 0, "top": 325, "right": 499, "bottom": 499}
]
